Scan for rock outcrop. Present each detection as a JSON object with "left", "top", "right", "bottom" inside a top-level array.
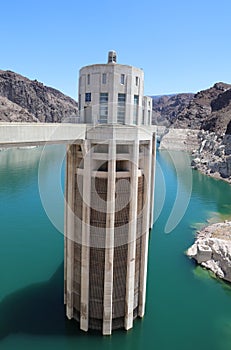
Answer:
[
  {"left": 156, "top": 82, "right": 231, "bottom": 183},
  {"left": 186, "top": 222, "right": 231, "bottom": 282},
  {"left": 171, "top": 82, "right": 231, "bottom": 131},
  {"left": 152, "top": 93, "right": 194, "bottom": 126},
  {"left": 153, "top": 82, "right": 231, "bottom": 133},
  {"left": 202, "top": 87, "right": 231, "bottom": 134},
  {"left": 0, "top": 96, "right": 38, "bottom": 122},
  {"left": 191, "top": 131, "right": 231, "bottom": 184},
  {"left": 0, "top": 70, "right": 78, "bottom": 123}
]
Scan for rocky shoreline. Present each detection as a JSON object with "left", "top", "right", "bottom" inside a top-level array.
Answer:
[
  {"left": 191, "top": 130, "right": 231, "bottom": 184},
  {"left": 186, "top": 222, "right": 231, "bottom": 282},
  {"left": 159, "top": 128, "right": 231, "bottom": 184}
]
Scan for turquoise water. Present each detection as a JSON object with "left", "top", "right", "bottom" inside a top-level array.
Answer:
[{"left": 0, "top": 145, "right": 231, "bottom": 350}]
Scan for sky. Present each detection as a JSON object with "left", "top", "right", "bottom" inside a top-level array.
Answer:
[{"left": 1, "top": 0, "right": 231, "bottom": 100}]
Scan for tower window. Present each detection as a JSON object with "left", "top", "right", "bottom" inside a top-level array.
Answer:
[
  {"left": 133, "top": 95, "right": 139, "bottom": 124},
  {"left": 102, "top": 73, "right": 107, "bottom": 84},
  {"left": 79, "top": 94, "right": 81, "bottom": 110},
  {"left": 117, "top": 93, "right": 126, "bottom": 124},
  {"left": 135, "top": 76, "right": 139, "bottom": 86},
  {"left": 142, "top": 110, "right": 145, "bottom": 124},
  {"left": 87, "top": 74, "right": 90, "bottom": 85},
  {"left": 120, "top": 74, "right": 125, "bottom": 85},
  {"left": 100, "top": 93, "right": 108, "bottom": 103},
  {"left": 148, "top": 110, "right": 151, "bottom": 125},
  {"left": 99, "top": 93, "right": 108, "bottom": 124},
  {"left": 85, "top": 92, "right": 91, "bottom": 102},
  {"left": 134, "top": 95, "right": 139, "bottom": 105}
]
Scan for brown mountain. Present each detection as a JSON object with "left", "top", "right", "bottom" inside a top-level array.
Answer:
[
  {"left": 202, "top": 87, "right": 231, "bottom": 134},
  {"left": 0, "top": 96, "right": 38, "bottom": 122},
  {"left": 0, "top": 70, "right": 78, "bottom": 123},
  {"left": 152, "top": 93, "right": 194, "bottom": 126},
  {"left": 166, "top": 82, "right": 231, "bottom": 134},
  {"left": 155, "top": 83, "right": 231, "bottom": 182}
]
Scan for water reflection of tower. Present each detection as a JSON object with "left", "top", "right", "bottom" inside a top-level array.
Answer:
[{"left": 64, "top": 52, "right": 156, "bottom": 335}]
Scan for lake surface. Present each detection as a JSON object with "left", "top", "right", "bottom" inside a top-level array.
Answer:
[{"left": 0, "top": 145, "right": 231, "bottom": 350}]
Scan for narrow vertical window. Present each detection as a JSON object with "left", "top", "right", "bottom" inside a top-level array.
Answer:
[
  {"left": 117, "top": 93, "right": 126, "bottom": 124},
  {"left": 99, "top": 93, "right": 108, "bottom": 123},
  {"left": 87, "top": 74, "right": 90, "bottom": 85},
  {"left": 135, "top": 76, "right": 139, "bottom": 86},
  {"left": 133, "top": 95, "right": 139, "bottom": 124},
  {"left": 79, "top": 94, "right": 81, "bottom": 111},
  {"left": 85, "top": 92, "right": 91, "bottom": 102},
  {"left": 120, "top": 74, "right": 125, "bottom": 85},
  {"left": 102, "top": 73, "right": 107, "bottom": 84},
  {"left": 148, "top": 110, "right": 151, "bottom": 125},
  {"left": 142, "top": 110, "right": 145, "bottom": 124}
]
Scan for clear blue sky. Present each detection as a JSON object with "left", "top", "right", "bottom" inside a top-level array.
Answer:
[{"left": 1, "top": 0, "right": 231, "bottom": 99}]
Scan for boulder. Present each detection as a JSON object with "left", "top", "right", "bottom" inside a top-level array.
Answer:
[
  {"left": 186, "top": 222, "right": 231, "bottom": 282},
  {"left": 196, "top": 244, "right": 212, "bottom": 263}
]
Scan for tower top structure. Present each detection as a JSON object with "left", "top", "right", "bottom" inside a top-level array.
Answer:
[
  {"left": 107, "top": 50, "right": 117, "bottom": 63},
  {"left": 78, "top": 51, "right": 152, "bottom": 125}
]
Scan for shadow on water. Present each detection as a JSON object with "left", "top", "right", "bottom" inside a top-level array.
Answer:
[
  {"left": 193, "top": 264, "right": 231, "bottom": 295},
  {"left": 0, "top": 262, "right": 85, "bottom": 341}
]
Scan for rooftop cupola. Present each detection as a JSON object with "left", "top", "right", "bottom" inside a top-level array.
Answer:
[{"left": 107, "top": 50, "right": 117, "bottom": 64}]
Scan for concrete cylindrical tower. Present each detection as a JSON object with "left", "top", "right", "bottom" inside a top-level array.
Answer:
[
  {"left": 64, "top": 53, "right": 155, "bottom": 335},
  {"left": 64, "top": 124, "right": 156, "bottom": 335}
]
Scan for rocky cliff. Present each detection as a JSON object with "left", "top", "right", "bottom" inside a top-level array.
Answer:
[
  {"left": 202, "top": 87, "right": 231, "bottom": 134},
  {"left": 0, "top": 70, "right": 78, "bottom": 123},
  {"left": 171, "top": 82, "right": 231, "bottom": 132},
  {"left": 152, "top": 93, "right": 194, "bottom": 126},
  {"left": 186, "top": 222, "right": 231, "bottom": 283},
  {"left": 153, "top": 82, "right": 231, "bottom": 134},
  {"left": 156, "top": 82, "right": 231, "bottom": 183},
  {"left": 0, "top": 96, "right": 38, "bottom": 122},
  {"left": 191, "top": 131, "right": 231, "bottom": 183}
]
